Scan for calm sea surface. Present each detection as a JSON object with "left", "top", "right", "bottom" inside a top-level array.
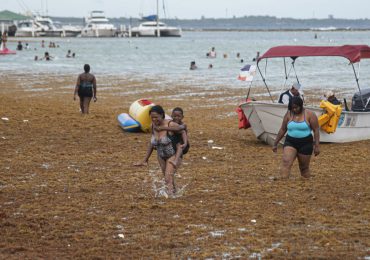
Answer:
[{"left": 2, "top": 31, "right": 370, "bottom": 94}]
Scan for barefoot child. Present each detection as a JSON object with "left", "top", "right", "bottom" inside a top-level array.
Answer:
[{"left": 155, "top": 107, "right": 189, "bottom": 168}]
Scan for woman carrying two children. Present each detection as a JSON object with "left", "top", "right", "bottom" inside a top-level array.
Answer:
[{"left": 135, "top": 105, "right": 188, "bottom": 196}]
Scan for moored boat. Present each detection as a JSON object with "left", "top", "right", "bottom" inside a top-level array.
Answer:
[
  {"left": 81, "top": 11, "right": 116, "bottom": 37},
  {"left": 15, "top": 19, "right": 45, "bottom": 37},
  {"left": 33, "top": 15, "right": 63, "bottom": 37},
  {"left": 131, "top": 20, "right": 181, "bottom": 37},
  {"left": 240, "top": 45, "right": 370, "bottom": 145}
]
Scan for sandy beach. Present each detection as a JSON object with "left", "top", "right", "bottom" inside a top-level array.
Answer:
[{"left": 1, "top": 74, "right": 369, "bottom": 258}]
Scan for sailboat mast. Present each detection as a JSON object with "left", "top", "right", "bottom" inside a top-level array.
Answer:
[{"left": 156, "top": 0, "right": 160, "bottom": 37}]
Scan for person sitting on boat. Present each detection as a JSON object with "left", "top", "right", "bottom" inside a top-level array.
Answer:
[
  {"left": 325, "top": 90, "right": 341, "bottom": 105},
  {"left": 278, "top": 82, "right": 302, "bottom": 104},
  {"left": 272, "top": 96, "right": 320, "bottom": 179},
  {"left": 190, "top": 61, "right": 198, "bottom": 70}
]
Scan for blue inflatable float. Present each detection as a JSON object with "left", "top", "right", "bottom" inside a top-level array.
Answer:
[{"left": 117, "top": 113, "right": 141, "bottom": 132}]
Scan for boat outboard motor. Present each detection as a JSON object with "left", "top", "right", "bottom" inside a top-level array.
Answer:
[{"left": 351, "top": 88, "right": 370, "bottom": 111}]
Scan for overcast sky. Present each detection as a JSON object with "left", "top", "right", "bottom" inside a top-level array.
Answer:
[{"left": 3, "top": 0, "right": 370, "bottom": 19}]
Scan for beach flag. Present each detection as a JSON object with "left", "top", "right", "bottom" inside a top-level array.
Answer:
[{"left": 238, "top": 64, "right": 256, "bottom": 82}]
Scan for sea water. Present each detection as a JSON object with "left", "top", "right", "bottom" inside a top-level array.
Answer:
[{"left": 1, "top": 31, "right": 370, "bottom": 94}]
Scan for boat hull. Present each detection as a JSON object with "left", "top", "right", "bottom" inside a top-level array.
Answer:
[
  {"left": 240, "top": 101, "right": 370, "bottom": 145},
  {"left": 160, "top": 28, "right": 181, "bottom": 37},
  {"left": 15, "top": 30, "right": 45, "bottom": 37},
  {"left": 43, "top": 30, "right": 64, "bottom": 37},
  {"left": 131, "top": 22, "right": 182, "bottom": 37},
  {"left": 81, "top": 29, "right": 116, "bottom": 37}
]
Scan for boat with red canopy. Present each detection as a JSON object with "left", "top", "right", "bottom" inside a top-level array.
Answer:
[{"left": 240, "top": 45, "right": 370, "bottom": 144}]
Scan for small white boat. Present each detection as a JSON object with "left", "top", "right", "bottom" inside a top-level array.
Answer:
[
  {"left": 131, "top": 21, "right": 181, "bottom": 37},
  {"left": 81, "top": 11, "right": 116, "bottom": 37},
  {"left": 240, "top": 45, "right": 370, "bottom": 145},
  {"left": 241, "top": 101, "right": 370, "bottom": 145}
]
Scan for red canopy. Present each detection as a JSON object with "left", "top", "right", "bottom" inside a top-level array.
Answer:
[{"left": 257, "top": 45, "right": 370, "bottom": 64}]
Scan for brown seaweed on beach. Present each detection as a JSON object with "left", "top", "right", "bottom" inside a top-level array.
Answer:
[{"left": 0, "top": 75, "right": 369, "bottom": 258}]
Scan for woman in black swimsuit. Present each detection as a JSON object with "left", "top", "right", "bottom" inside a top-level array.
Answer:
[{"left": 73, "top": 64, "right": 97, "bottom": 114}]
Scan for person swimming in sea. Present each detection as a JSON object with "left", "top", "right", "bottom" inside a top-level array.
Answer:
[
  {"left": 42, "top": 52, "right": 53, "bottom": 61},
  {"left": 190, "top": 61, "right": 198, "bottom": 70}
]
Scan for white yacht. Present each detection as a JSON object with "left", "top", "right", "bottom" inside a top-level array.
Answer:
[
  {"left": 15, "top": 19, "right": 46, "bottom": 37},
  {"left": 81, "top": 11, "right": 117, "bottom": 37},
  {"left": 131, "top": 21, "right": 182, "bottom": 37},
  {"left": 15, "top": 15, "right": 81, "bottom": 37},
  {"left": 33, "top": 15, "right": 63, "bottom": 37}
]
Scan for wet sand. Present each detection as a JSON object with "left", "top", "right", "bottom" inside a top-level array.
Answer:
[{"left": 0, "top": 74, "right": 369, "bottom": 258}]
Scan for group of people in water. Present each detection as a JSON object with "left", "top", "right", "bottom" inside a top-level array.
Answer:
[
  {"left": 6, "top": 37, "right": 76, "bottom": 61},
  {"left": 189, "top": 47, "right": 259, "bottom": 70}
]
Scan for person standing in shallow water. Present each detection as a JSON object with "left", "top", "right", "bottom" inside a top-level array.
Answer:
[
  {"left": 273, "top": 96, "right": 320, "bottom": 179},
  {"left": 74, "top": 64, "right": 97, "bottom": 114}
]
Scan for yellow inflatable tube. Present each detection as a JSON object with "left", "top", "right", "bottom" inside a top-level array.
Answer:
[{"left": 129, "top": 99, "right": 155, "bottom": 132}]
